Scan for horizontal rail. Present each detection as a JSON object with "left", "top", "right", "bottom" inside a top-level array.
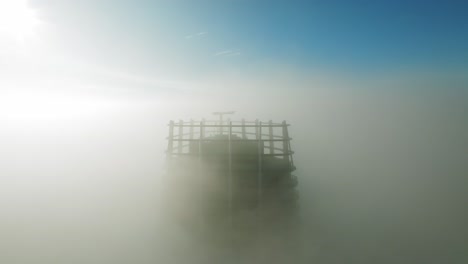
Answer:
[
  {"left": 167, "top": 152, "right": 294, "bottom": 157},
  {"left": 172, "top": 132, "right": 201, "bottom": 137},
  {"left": 168, "top": 133, "right": 287, "bottom": 139},
  {"left": 270, "top": 146, "right": 289, "bottom": 152},
  {"left": 241, "top": 132, "right": 286, "bottom": 139},
  {"left": 168, "top": 147, "right": 292, "bottom": 154},
  {"left": 169, "top": 124, "right": 289, "bottom": 128},
  {"left": 169, "top": 138, "right": 292, "bottom": 142},
  {"left": 172, "top": 120, "right": 285, "bottom": 125}
]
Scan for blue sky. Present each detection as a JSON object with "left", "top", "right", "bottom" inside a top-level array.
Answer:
[
  {"left": 164, "top": 0, "right": 468, "bottom": 70},
  {"left": 1, "top": 0, "right": 467, "bottom": 120},
  {"left": 29, "top": 0, "right": 468, "bottom": 73}
]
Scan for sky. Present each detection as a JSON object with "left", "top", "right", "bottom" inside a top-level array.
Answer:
[
  {"left": 0, "top": 1, "right": 467, "bottom": 263},
  {"left": 30, "top": 0, "right": 468, "bottom": 68},
  {"left": 2, "top": 0, "right": 468, "bottom": 97},
  {"left": 0, "top": 0, "right": 466, "bottom": 120}
]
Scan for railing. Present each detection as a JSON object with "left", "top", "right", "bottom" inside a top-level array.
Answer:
[
  {"left": 166, "top": 119, "right": 295, "bottom": 170},
  {"left": 166, "top": 119, "right": 296, "bottom": 221}
]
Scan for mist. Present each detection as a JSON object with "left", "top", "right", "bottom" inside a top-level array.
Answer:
[
  {"left": 1, "top": 80, "right": 466, "bottom": 263},
  {"left": 1, "top": 0, "right": 468, "bottom": 263}
]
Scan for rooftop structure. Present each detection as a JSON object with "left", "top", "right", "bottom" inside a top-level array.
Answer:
[{"left": 164, "top": 116, "right": 299, "bottom": 245}]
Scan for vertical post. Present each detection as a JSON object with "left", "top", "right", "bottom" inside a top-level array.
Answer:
[
  {"left": 201, "top": 118, "right": 205, "bottom": 139},
  {"left": 189, "top": 119, "right": 194, "bottom": 153},
  {"left": 256, "top": 120, "right": 263, "bottom": 209},
  {"left": 228, "top": 121, "right": 233, "bottom": 227},
  {"left": 282, "top": 121, "right": 290, "bottom": 164},
  {"left": 168, "top": 120, "right": 174, "bottom": 155},
  {"left": 198, "top": 120, "right": 204, "bottom": 232},
  {"left": 199, "top": 120, "right": 204, "bottom": 154},
  {"left": 289, "top": 139, "right": 295, "bottom": 170},
  {"left": 268, "top": 120, "right": 274, "bottom": 154},
  {"left": 219, "top": 114, "right": 223, "bottom": 135},
  {"left": 241, "top": 119, "right": 247, "bottom": 139},
  {"left": 178, "top": 120, "right": 183, "bottom": 154},
  {"left": 190, "top": 119, "right": 194, "bottom": 139}
]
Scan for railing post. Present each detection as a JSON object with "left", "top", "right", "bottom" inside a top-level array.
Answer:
[
  {"left": 268, "top": 120, "right": 274, "bottom": 154},
  {"left": 201, "top": 118, "right": 205, "bottom": 139},
  {"left": 168, "top": 120, "right": 174, "bottom": 155},
  {"left": 197, "top": 120, "right": 204, "bottom": 232},
  {"left": 241, "top": 119, "right": 247, "bottom": 139},
  {"left": 256, "top": 120, "right": 263, "bottom": 209},
  {"left": 199, "top": 120, "right": 204, "bottom": 154},
  {"left": 219, "top": 114, "right": 223, "bottom": 135},
  {"left": 228, "top": 121, "right": 233, "bottom": 227},
  {"left": 178, "top": 120, "right": 183, "bottom": 154},
  {"left": 282, "top": 120, "right": 290, "bottom": 163},
  {"left": 190, "top": 119, "right": 194, "bottom": 139}
]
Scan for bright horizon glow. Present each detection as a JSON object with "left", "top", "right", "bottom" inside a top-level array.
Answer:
[
  {"left": 0, "top": 91, "right": 120, "bottom": 121},
  {"left": 0, "top": 0, "right": 40, "bottom": 43}
]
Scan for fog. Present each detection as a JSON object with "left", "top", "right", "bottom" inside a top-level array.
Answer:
[
  {"left": 1, "top": 1, "right": 467, "bottom": 262},
  {"left": 1, "top": 81, "right": 466, "bottom": 263}
]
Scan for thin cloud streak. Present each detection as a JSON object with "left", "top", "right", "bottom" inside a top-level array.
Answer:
[
  {"left": 214, "top": 50, "right": 241, "bottom": 57},
  {"left": 185, "top": 31, "right": 208, "bottom": 40},
  {"left": 225, "top": 52, "right": 241, "bottom": 57},
  {"left": 214, "top": 50, "right": 232, "bottom": 56}
]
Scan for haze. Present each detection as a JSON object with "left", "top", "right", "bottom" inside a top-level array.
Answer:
[{"left": 0, "top": 1, "right": 467, "bottom": 263}]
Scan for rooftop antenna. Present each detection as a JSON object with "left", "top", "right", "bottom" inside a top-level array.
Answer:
[{"left": 213, "top": 111, "right": 235, "bottom": 135}]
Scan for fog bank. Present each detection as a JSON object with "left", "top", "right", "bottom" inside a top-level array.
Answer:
[{"left": 1, "top": 84, "right": 466, "bottom": 263}]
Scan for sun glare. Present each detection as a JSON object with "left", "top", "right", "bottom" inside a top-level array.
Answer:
[
  {"left": 0, "top": 92, "right": 119, "bottom": 121},
  {"left": 0, "top": 0, "right": 40, "bottom": 42}
]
